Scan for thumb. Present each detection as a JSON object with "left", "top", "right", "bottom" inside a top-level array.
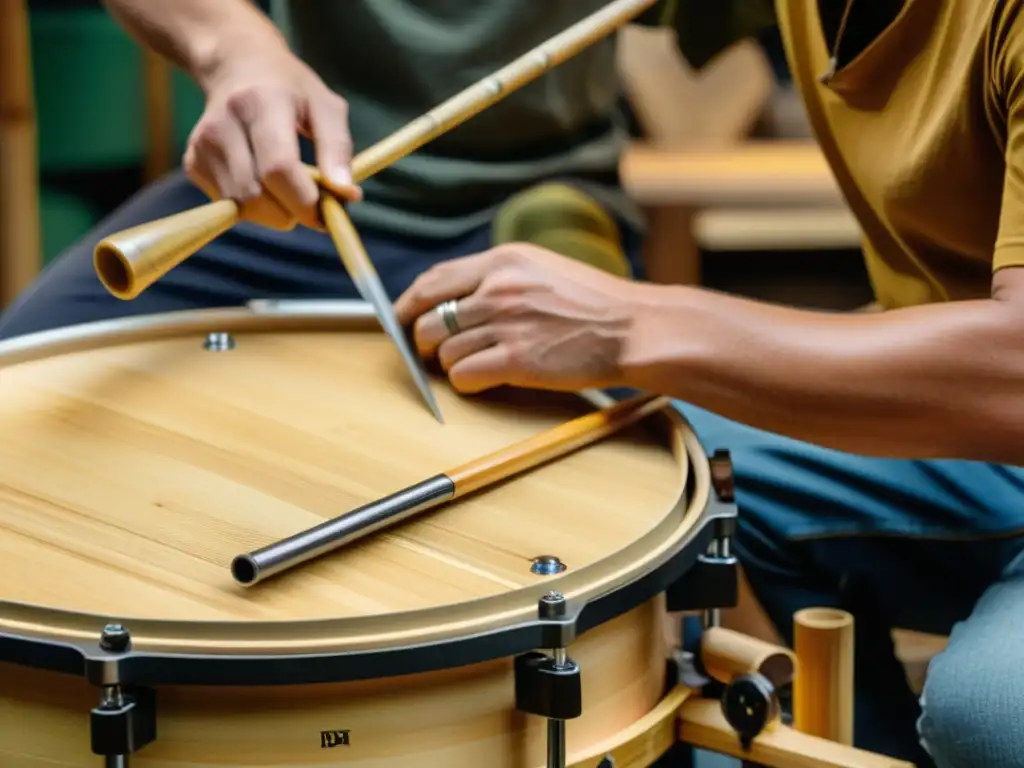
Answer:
[{"left": 307, "top": 92, "right": 362, "bottom": 202}]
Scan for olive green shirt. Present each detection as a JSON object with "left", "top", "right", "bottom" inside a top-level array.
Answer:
[{"left": 272, "top": 0, "right": 775, "bottom": 238}]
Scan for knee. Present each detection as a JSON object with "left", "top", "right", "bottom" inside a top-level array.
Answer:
[{"left": 918, "top": 640, "right": 1024, "bottom": 767}]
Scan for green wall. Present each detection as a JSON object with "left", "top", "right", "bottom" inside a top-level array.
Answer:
[{"left": 30, "top": 6, "right": 204, "bottom": 262}]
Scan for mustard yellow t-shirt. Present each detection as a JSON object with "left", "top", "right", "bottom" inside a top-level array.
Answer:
[{"left": 773, "top": 0, "right": 1024, "bottom": 309}]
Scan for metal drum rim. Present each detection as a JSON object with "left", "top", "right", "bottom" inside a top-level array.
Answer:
[{"left": 0, "top": 301, "right": 712, "bottom": 669}]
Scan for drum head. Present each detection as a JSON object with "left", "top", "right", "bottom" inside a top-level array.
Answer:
[{"left": 0, "top": 302, "right": 710, "bottom": 673}]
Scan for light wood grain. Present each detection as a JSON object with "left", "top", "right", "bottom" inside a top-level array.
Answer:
[
  {"left": 0, "top": 311, "right": 705, "bottom": 661},
  {"left": 0, "top": 600, "right": 670, "bottom": 767},
  {"left": 448, "top": 393, "right": 670, "bottom": 495},
  {"left": 0, "top": 312, "right": 712, "bottom": 763},
  {"left": 679, "top": 699, "right": 913, "bottom": 768}
]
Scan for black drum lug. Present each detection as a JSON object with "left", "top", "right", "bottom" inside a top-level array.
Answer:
[
  {"left": 665, "top": 553, "right": 739, "bottom": 613},
  {"left": 514, "top": 591, "right": 584, "bottom": 768},
  {"left": 666, "top": 449, "right": 740, "bottom": 615},
  {"left": 84, "top": 623, "right": 157, "bottom": 761},
  {"left": 513, "top": 651, "right": 582, "bottom": 721},
  {"left": 90, "top": 685, "right": 157, "bottom": 757}
]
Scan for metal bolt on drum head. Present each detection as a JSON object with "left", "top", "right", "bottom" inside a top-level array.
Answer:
[
  {"left": 99, "top": 623, "right": 130, "bottom": 652},
  {"left": 204, "top": 332, "right": 235, "bottom": 351},
  {"left": 531, "top": 555, "right": 567, "bottom": 575}
]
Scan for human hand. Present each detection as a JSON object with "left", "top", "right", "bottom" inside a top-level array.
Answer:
[
  {"left": 394, "top": 244, "right": 657, "bottom": 394},
  {"left": 183, "top": 46, "right": 362, "bottom": 231}
]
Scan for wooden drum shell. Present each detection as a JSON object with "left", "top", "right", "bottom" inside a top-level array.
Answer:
[
  {"left": 0, "top": 302, "right": 716, "bottom": 767},
  {"left": 2, "top": 600, "right": 671, "bottom": 766}
]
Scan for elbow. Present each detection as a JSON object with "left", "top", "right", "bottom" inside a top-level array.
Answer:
[{"left": 950, "top": 301, "right": 1024, "bottom": 464}]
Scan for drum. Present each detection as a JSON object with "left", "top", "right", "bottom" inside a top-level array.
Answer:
[{"left": 0, "top": 300, "right": 728, "bottom": 767}]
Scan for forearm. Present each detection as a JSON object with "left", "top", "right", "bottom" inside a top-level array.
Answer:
[
  {"left": 100, "top": 0, "right": 288, "bottom": 87},
  {"left": 625, "top": 286, "right": 1024, "bottom": 463}
]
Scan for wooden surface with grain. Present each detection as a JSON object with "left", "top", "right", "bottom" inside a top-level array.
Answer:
[{"left": 0, "top": 319, "right": 705, "bottom": 766}]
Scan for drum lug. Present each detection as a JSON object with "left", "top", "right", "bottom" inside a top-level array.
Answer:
[
  {"left": 513, "top": 651, "right": 582, "bottom": 721},
  {"left": 87, "top": 624, "right": 158, "bottom": 763},
  {"left": 515, "top": 591, "right": 584, "bottom": 768},
  {"left": 90, "top": 685, "right": 157, "bottom": 760},
  {"left": 664, "top": 553, "right": 739, "bottom": 614},
  {"left": 665, "top": 449, "right": 740, "bottom": 617}
]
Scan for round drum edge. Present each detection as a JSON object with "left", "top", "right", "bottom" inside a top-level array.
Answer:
[{"left": 0, "top": 303, "right": 714, "bottom": 686}]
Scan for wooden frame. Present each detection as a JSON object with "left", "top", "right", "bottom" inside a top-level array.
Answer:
[{"left": 0, "top": 0, "right": 41, "bottom": 309}]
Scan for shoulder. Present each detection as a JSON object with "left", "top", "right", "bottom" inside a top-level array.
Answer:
[{"left": 988, "top": 0, "right": 1024, "bottom": 90}]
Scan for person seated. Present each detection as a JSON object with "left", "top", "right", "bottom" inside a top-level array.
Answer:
[
  {"left": 0, "top": 0, "right": 751, "bottom": 338},
  {"left": 390, "top": 2, "right": 1024, "bottom": 768},
  {"left": 7, "top": 2, "right": 1016, "bottom": 767}
]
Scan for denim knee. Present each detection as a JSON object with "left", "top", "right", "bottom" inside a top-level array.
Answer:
[{"left": 918, "top": 635, "right": 1024, "bottom": 767}]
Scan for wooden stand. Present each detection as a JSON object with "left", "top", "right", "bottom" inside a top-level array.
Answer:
[
  {"left": 679, "top": 699, "right": 909, "bottom": 768},
  {"left": 0, "top": 0, "right": 42, "bottom": 309},
  {"left": 669, "top": 610, "right": 908, "bottom": 768}
]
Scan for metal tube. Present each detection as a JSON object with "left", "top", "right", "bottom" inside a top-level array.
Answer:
[
  {"left": 231, "top": 474, "right": 454, "bottom": 585},
  {"left": 547, "top": 718, "right": 566, "bottom": 768}
]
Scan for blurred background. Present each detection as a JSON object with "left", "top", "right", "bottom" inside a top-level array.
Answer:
[{"left": 3, "top": 0, "right": 878, "bottom": 315}]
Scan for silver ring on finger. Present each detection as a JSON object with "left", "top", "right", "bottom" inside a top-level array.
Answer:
[{"left": 437, "top": 299, "right": 462, "bottom": 336}]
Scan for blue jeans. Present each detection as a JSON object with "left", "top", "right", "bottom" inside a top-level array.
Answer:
[
  {"left": 4, "top": 171, "right": 1024, "bottom": 768},
  {"left": 676, "top": 403, "right": 1024, "bottom": 768}
]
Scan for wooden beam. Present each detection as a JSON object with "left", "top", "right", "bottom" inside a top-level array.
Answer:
[
  {"left": 621, "top": 141, "right": 845, "bottom": 208},
  {"left": 0, "top": 0, "right": 41, "bottom": 308}
]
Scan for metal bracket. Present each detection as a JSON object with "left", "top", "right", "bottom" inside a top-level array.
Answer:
[
  {"left": 88, "top": 624, "right": 157, "bottom": 760},
  {"left": 665, "top": 553, "right": 739, "bottom": 612}
]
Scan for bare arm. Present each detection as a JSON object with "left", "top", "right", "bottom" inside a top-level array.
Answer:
[
  {"left": 98, "top": 0, "right": 358, "bottom": 229},
  {"left": 624, "top": 268, "right": 1024, "bottom": 463},
  {"left": 100, "top": 0, "right": 289, "bottom": 89}
]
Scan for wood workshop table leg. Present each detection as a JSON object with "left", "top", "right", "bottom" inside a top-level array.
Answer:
[
  {"left": 642, "top": 204, "right": 701, "bottom": 285},
  {"left": 143, "top": 50, "right": 174, "bottom": 182},
  {"left": 0, "top": 0, "right": 42, "bottom": 309}
]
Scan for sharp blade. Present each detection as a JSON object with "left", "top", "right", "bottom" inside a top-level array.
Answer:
[
  {"left": 350, "top": 269, "right": 445, "bottom": 424},
  {"left": 322, "top": 198, "right": 445, "bottom": 424}
]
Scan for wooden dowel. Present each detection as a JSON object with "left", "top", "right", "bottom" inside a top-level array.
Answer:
[
  {"left": 91, "top": 0, "right": 658, "bottom": 300},
  {"left": 230, "top": 393, "right": 670, "bottom": 586},
  {"left": 446, "top": 393, "right": 669, "bottom": 496},
  {"left": 700, "top": 626, "right": 797, "bottom": 689},
  {"left": 793, "top": 607, "right": 855, "bottom": 745}
]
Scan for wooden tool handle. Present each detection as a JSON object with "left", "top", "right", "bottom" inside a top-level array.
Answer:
[
  {"left": 92, "top": 0, "right": 658, "bottom": 300},
  {"left": 231, "top": 392, "right": 669, "bottom": 585},
  {"left": 447, "top": 393, "right": 669, "bottom": 496}
]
